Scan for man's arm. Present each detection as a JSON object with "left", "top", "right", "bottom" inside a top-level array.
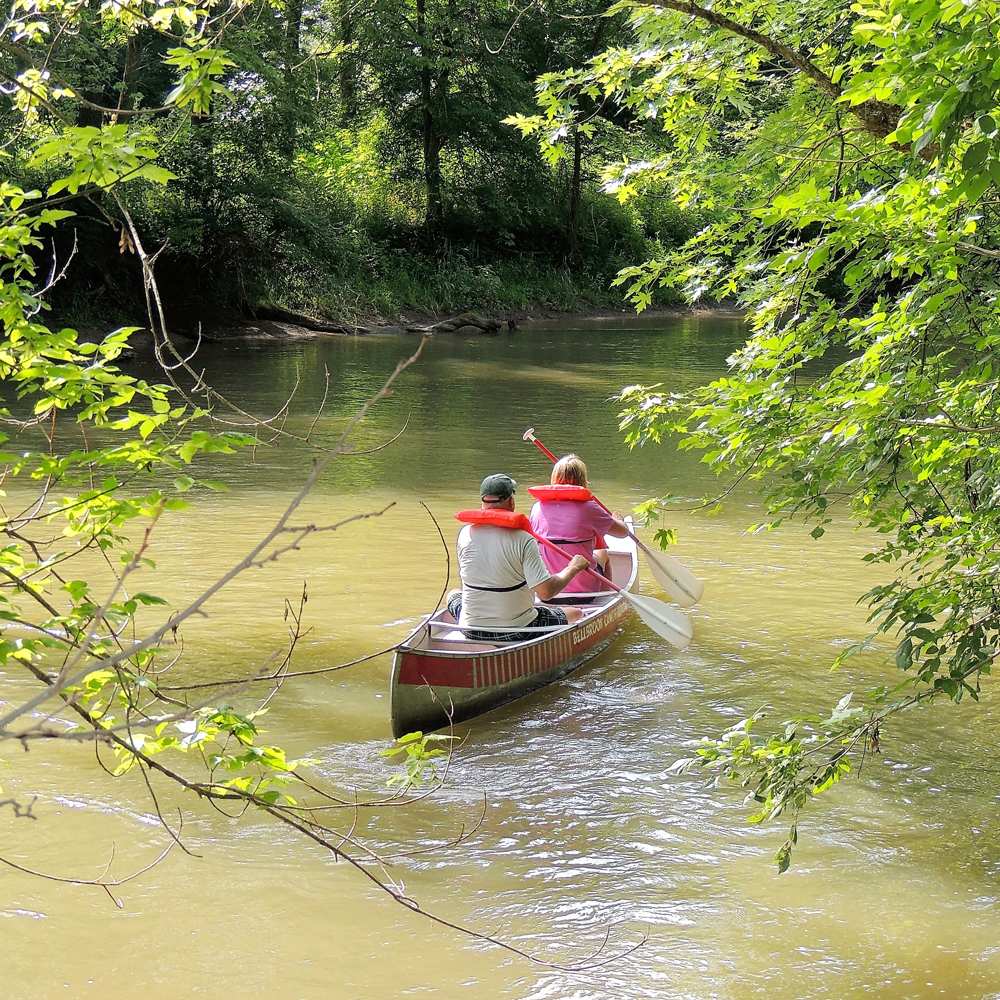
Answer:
[{"left": 532, "top": 555, "right": 591, "bottom": 601}]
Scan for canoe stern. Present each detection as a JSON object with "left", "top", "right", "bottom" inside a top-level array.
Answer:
[{"left": 390, "top": 597, "right": 630, "bottom": 737}]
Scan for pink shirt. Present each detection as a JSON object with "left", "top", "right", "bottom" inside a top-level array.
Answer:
[{"left": 528, "top": 499, "right": 618, "bottom": 593}]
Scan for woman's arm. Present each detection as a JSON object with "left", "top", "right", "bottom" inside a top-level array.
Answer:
[{"left": 604, "top": 511, "right": 629, "bottom": 539}]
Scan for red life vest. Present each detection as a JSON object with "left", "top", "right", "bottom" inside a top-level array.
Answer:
[
  {"left": 454, "top": 510, "right": 589, "bottom": 565},
  {"left": 526, "top": 485, "right": 594, "bottom": 502},
  {"left": 454, "top": 509, "right": 533, "bottom": 532}
]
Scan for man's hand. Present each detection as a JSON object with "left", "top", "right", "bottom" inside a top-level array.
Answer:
[{"left": 568, "top": 554, "right": 590, "bottom": 575}]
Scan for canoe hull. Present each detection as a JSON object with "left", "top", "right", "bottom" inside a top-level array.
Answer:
[{"left": 389, "top": 535, "right": 638, "bottom": 737}]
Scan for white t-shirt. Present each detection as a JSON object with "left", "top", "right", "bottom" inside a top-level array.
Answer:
[{"left": 457, "top": 524, "right": 551, "bottom": 628}]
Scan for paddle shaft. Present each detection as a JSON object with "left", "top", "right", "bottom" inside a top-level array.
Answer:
[
  {"left": 527, "top": 527, "right": 622, "bottom": 595},
  {"left": 523, "top": 428, "right": 640, "bottom": 545},
  {"left": 525, "top": 432, "right": 558, "bottom": 463}
]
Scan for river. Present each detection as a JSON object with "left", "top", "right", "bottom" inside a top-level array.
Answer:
[{"left": 2, "top": 315, "right": 999, "bottom": 999}]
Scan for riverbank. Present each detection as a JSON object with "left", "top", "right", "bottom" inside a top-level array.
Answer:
[
  {"left": 211, "top": 302, "right": 743, "bottom": 340},
  {"left": 44, "top": 202, "right": 710, "bottom": 342},
  {"left": 69, "top": 301, "right": 742, "bottom": 347},
  {"left": 46, "top": 225, "right": 695, "bottom": 339}
]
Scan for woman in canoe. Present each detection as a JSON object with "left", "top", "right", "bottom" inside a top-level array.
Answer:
[{"left": 528, "top": 454, "right": 630, "bottom": 598}]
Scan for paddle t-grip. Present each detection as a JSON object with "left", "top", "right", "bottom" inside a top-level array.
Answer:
[{"left": 523, "top": 428, "right": 643, "bottom": 542}]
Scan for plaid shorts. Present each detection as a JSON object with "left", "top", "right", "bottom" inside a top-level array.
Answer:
[{"left": 447, "top": 593, "right": 568, "bottom": 642}]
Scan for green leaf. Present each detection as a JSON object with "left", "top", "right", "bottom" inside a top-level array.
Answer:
[
  {"left": 895, "top": 638, "right": 913, "bottom": 672},
  {"left": 133, "top": 592, "right": 168, "bottom": 606},
  {"left": 775, "top": 838, "right": 792, "bottom": 874}
]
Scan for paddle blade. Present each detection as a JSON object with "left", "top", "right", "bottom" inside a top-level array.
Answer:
[
  {"left": 638, "top": 540, "right": 704, "bottom": 607},
  {"left": 624, "top": 591, "right": 694, "bottom": 649}
]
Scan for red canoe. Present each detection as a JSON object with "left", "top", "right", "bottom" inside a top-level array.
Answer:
[{"left": 389, "top": 528, "right": 638, "bottom": 737}]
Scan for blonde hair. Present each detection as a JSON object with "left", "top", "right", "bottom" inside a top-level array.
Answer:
[{"left": 551, "top": 454, "right": 588, "bottom": 487}]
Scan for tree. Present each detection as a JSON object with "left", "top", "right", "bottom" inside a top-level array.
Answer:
[
  {"left": 0, "top": 0, "right": 430, "bottom": 879},
  {"left": 505, "top": 1, "right": 628, "bottom": 263},
  {"left": 521, "top": 0, "right": 1000, "bottom": 869},
  {"left": 343, "top": 0, "right": 621, "bottom": 239},
  {"left": 0, "top": 79, "right": 437, "bottom": 899},
  {"left": 345, "top": 0, "right": 529, "bottom": 232},
  {"left": 0, "top": 0, "right": 423, "bottom": 943}
]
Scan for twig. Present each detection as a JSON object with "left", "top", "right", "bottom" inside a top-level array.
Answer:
[
  {"left": 0, "top": 833, "right": 177, "bottom": 909},
  {"left": 0, "top": 337, "right": 426, "bottom": 734}
]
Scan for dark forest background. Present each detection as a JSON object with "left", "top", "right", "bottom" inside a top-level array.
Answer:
[{"left": 3, "top": 0, "right": 710, "bottom": 326}]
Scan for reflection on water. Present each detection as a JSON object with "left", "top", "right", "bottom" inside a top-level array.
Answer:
[{"left": 3, "top": 315, "right": 1000, "bottom": 999}]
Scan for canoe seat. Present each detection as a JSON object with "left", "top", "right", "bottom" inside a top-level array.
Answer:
[
  {"left": 428, "top": 630, "right": 507, "bottom": 652},
  {"left": 428, "top": 625, "right": 574, "bottom": 650}
]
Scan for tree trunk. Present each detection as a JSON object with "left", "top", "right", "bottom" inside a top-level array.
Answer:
[
  {"left": 76, "top": 0, "right": 105, "bottom": 127},
  {"left": 566, "top": 14, "right": 609, "bottom": 265},
  {"left": 338, "top": 0, "right": 357, "bottom": 121},
  {"left": 77, "top": 98, "right": 103, "bottom": 128},
  {"left": 111, "top": 32, "right": 144, "bottom": 123},
  {"left": 187, "top": 108, "right": 215, "bottom": 215},
  {"left": 567, "top": 126, "right": 583, "bottom": 266},
  {"left": 278, "top": 0, "right": 303, "bottom": 158},
  {"left": 423, "top": 103, "right": 444, "bottom": 230},
  {"left": 284, "top": 0, "right": 302, "bottom": 71},
  {"left": 417, "top": 0, "right": 443, "bottom": 231}
]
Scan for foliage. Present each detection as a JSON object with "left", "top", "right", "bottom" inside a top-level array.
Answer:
[
  {"left": 380, "top": 731, "right": 453, "bottom": 790},
  {"left": 513, "top": 0, "right": 1000, "bottom": 867},
  {"left": 0, "top": 0, "right": 694, "bottom": 329},
  {"left": 1, "top": 0, "right": 703, "bottom": 324},
  {"left": 0, "top": 28, "right": 316, "bottom": 804}
]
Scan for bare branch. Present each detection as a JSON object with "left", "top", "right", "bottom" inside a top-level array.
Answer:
[
  {"left": 0, "top": 833, "right": 177, "bottom": 909},
  {"left": 0, "top": 340, "right": 425, "bottom": 734}
]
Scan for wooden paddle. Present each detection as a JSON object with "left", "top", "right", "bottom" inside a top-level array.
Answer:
[
  {"left": 522, "top": 427, "right": 705, "bottom": 607},
  {"left": 455, "top": 508, "right": 693, "bottom": 647}
]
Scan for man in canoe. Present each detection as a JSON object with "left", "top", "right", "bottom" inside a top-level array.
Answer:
[
  {"left": 448, "top": 473, "right": 590, "bottom": 642},
  {"left": 528, "top": 454, "right": 629, "bottom": 596}
]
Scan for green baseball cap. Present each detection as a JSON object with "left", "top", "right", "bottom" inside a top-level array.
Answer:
[{"left": 480, "top": 473, "right": 516, "bottom": 501}]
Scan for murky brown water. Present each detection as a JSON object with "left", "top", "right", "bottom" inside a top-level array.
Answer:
[{"left": 3, "top": 316, "right": 1000, "bottom": 999}]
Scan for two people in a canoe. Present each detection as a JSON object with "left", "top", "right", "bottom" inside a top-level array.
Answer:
[
  {"left": 448, "top": 473, "right": 590, "bottom": 642},
  {"left": 449, "top": 459, "right": 631, "bottom": 641},
  {"left": 528, "top": 454, "right": 629, "bottom": 596}
]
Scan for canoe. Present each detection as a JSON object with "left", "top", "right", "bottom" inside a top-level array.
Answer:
[{"left": 389, "top": 526, "right": 639, "bottom": 737}]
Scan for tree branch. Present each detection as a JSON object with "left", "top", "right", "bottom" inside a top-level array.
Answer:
[{"left": 643, "top": 0, "right": 910, "bottom": 144}]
